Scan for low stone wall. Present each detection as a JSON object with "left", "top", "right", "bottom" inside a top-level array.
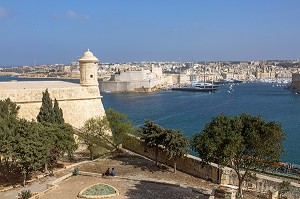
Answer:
[
  {"left": 223, "top": 169, "right": 300, "bottom": 198},
  {"left": 122, "top": 138, "right": 223, "bottom": 184},
  {"left": 123, "top": 138, "right": 300, "bottom": 197}
]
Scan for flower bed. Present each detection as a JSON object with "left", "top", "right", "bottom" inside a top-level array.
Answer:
[{"left": 78, "top": 183, "right": 118, "bottom": 198}]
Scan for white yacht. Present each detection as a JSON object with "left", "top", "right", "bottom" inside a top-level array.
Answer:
[{"left": 190, "top": 81, "right": 219, "bottom": 89}]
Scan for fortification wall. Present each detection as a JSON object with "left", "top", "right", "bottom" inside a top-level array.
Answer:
[
  {"left": 101, "top": 79, "right": 162, "bottom": 92},
  {"left": 0, "top": 85, "right": 105, "bottom": 129}
]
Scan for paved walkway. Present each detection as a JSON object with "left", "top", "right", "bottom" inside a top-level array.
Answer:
[{"left": 0, "top": 176, "right": 56, "bottom": 199}]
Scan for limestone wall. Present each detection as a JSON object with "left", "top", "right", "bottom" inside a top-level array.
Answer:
[
  {"left": 122, "top": 138, "right": 223, "bottom": 184},
  {"left": 222, "top": 168, "right": 300, "bottom": 197},
  {"left": 123, "top": 137, "right": 300, "bottom": 197},
  {"left": 0, "top": 85, "right": 105, "bottom": 129},
  {"left": 100, "top": 79, "right": 162, "bottom": 92},
  {"left": 115, "top": 71, "right": 148, "bottom": 82}
]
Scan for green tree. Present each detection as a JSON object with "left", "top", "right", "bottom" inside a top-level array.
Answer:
[
  {"left": 0, "top": 98, "right": 20, "bottom": 120},
  {"left": 191, "top": 113, "right": 285, "bottom": 197},
  {"left": 79, "top": 116, "right": 113, "bottom": 159},
  {"left": 0, "top": 98, "right": 20, "bottom": 181},
  {"left": 0, "top": 117, "right": 17, "bottom": 181},
  {"left": 37, "top": 89, "right": 54, "bottom": 123},
  {"left": 53, "top": 99, "right": 64, "bottom": 124},
  {"left": 105, "top": 108, "right": 134, "bottom": 147},
  {"left": 41, "top": 123, "right": 77, "bottom": 167},
  {"left": 140, "top": 120, "right": 166, "bottom": 166},
  {"left": 164, "top": 129, "right": 189, "bottom": 173},
  {"left": 14, "top": 119, "right": 48, "bottom": 186}
]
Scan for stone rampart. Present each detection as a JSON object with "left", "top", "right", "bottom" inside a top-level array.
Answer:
[{"left": 0, "top": 83, "right": 105, "bottom": 129}]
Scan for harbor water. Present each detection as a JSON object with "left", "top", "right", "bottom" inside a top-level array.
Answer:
[
  {"left": 101, "top": 82, "right": 300, "bottom": 165},
  {"left": 1, "top": 76, "right": 299, "bottom": 164}
]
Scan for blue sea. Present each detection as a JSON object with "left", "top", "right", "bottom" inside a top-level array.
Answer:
[{"left": 1, "top": 76, "right": 299, "bottom": 164}]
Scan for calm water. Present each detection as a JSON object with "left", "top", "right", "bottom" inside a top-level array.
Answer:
[{"left": 1, "top": 76, "right": 300, "bottom": 164}]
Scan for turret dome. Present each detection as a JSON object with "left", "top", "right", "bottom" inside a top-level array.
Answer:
[{"left": 78, "top": 49, "right": 99, "bottom": 63}]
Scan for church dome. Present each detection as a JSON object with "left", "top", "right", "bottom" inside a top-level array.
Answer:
[{"left": 78, "top": 49, "right": 99, "bottom": 63}]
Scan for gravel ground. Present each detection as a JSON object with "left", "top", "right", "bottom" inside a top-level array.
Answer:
[
  {"left": 0, "top": 149, "right": 264, "bottom": 198},
  {"left": 41, "top": 149, "right": 216, "bottom": 199},
  {"left": 76, "top": 149, "right": 217, "bottom": 190},
  {"left": 39, "top": 175, "right": 210, "bottom": 199}
]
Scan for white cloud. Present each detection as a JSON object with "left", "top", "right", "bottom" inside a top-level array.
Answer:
[
  {"left": 53, "top": 10, "right": 90, "bottom": 21},
  {"left": 0, "top": 5, "right": 13, "bottom": 19}
]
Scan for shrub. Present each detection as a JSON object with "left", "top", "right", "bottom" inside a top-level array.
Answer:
[{"left": 18, "top": 189, "right": 32, "bottom": 199}]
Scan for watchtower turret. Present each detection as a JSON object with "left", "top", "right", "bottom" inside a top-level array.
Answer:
[{"left": 78, "top": 49, "right": 99, "bottom": 86}]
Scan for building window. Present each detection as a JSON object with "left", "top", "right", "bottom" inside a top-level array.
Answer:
[{"left": 90, "top": 75, "right": 93, "bottom": 78}]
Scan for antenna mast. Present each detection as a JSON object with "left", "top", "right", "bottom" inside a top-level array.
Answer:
[{"left": 179, "top": 58, "right": 181, "bottom": 87}]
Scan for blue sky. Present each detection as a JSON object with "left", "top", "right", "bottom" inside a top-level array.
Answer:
[{"left": 1, "top": 0, "right": 300, "bottom": 66}]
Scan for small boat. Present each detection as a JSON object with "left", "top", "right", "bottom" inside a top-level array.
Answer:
[{"left": 230, "top": 78, "right": 243, "bottom": 83}]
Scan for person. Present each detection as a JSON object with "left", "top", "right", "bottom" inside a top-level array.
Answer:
[
  {"left": 73, "top": 168, "right": 79, "bottom": 175},
  {"left": 102, "top": 168, "right": 111, "bottom": 177},
  {"left": 110, "top": 168, "right": 116, "bottom": 176}
]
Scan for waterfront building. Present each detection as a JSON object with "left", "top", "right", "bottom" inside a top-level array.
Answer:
[
  {"left": 291, "top": 73, "right": 300, "bottom": 92},
  {"left": 100, "top": 66, "right": 164, "bottom": 92}
]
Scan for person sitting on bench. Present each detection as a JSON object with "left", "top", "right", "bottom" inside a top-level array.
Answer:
[
  {"left": 73, "top": 168, "right": 79, "bottom": 175},
  {"left": 110, "top": 168, "right": 116, "bottom": 176},
  {"left": 102, "top": 168, "right": 111, "bottom": 177}
]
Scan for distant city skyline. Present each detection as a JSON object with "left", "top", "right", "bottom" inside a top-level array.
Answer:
[{"left": 1, "top": 0, "right": 300, "bottom": 66}]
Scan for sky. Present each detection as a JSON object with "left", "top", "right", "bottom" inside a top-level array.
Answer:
[{"left": 1, "top": 0, "right": 300, "bottom": 66}]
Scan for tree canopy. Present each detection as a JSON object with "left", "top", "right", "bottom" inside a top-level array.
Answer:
[
  {"left": 139, "top": 120, "right": 189, "bottom": 170},
  {"left": 37, "top": 89, "right": 64, "bottom": 124},
  {"left": 79, "top": 116, "right": 114, "bottom": 159},
  {"left": 0, "top": 98, "right": 20, "bottom": 180},
  {"left": 140, "top": 120, "right": 166, "bottom": 166},
  {"left": 164, "top": 129, "right": 190, "bottom": 172},
  {"left": 0, "top": 98, "right": 77, "bottom": 186},
  {"left": 37, "top": 89, "right": 54, "bottom": 123},
  {"left": 41, "top": 122, "right": 77, "bottom": 164},
  {"left": 105, "top": 107, "right": 134, "bottom": 146},
  {"left": 14, "top": 119, "right": 48, "bottom": 186},
  {"left": 191, "top": 113, "right": 285, "bottom": 197},
  {"left": 53, "top": 99, "right": 64, "bottom": 124}
]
